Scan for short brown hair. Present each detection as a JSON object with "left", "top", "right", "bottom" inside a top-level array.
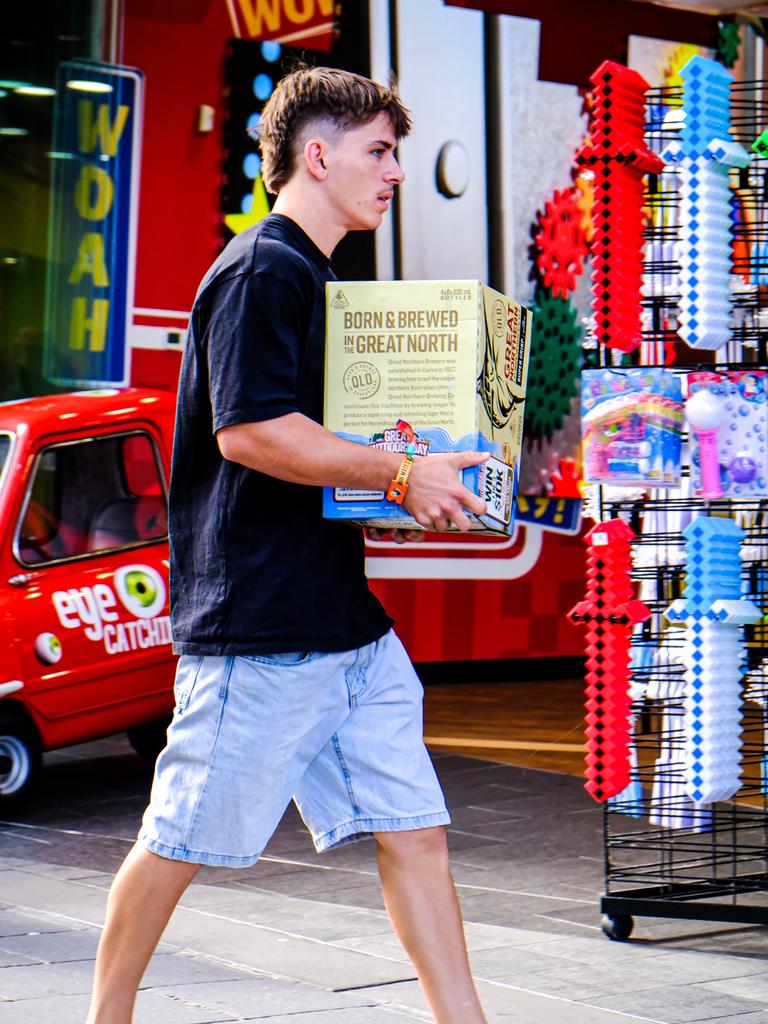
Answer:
[{"left": 254, "top": 66, "right": 411, "bottom": 194}]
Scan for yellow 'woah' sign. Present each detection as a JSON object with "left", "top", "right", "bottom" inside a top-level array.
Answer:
[{"left": 44, "top": 61, "right": 143, "bottom": 387}]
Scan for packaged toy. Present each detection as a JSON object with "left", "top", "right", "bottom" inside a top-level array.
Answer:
[
  {"left": 687, "top": 370, "right": 768, "bottom": 498},
  {"left": 581, "top": 368, "right": 684, "bottom": 487}
]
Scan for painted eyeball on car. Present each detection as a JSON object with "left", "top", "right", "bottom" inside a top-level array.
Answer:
[
  {"left": 114, "top": 565, "right": 166, "bottom": 619},
  {"left": 125, "top": 571, "right": 156, "bottom": 608},
  {"left": 35, "top": 632, "right": 62, "bottom": 665}
]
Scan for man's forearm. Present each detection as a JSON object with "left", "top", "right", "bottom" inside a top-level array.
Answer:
[
  {"left": 217, "top": 412, "right": 402, "bottom": 489},
  {"left": 218, "top": 411, "right": 489, "bottom": 532}
]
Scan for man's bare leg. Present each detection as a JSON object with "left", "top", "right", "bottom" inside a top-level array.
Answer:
[
  {"left": 86, "top": 843, "right": 200, "bottom": 1024},
  {"left": 375, "top": 827, "right": 486, "bottom": 1024}
]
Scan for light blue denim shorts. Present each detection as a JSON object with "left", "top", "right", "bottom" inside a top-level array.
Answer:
[{"left": 138, "top": 629, "right": 449, "bottom": 867}]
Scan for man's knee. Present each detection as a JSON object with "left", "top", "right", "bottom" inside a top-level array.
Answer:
[{"left": 374, "top": 825, "right": 449, "bottom": 865}]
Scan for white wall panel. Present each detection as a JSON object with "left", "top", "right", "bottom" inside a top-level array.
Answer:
[{"left": 394, "top": 0, "right": 488, "bottom": 281}]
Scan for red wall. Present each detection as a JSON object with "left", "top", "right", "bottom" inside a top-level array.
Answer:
[
  {"left": 125, "top": 0, "right": 230, "bottom": 319},
  {"left": 371, "top": 531, "right": 585, "bottom": 661}
]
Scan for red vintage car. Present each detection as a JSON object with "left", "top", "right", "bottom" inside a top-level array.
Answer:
[{"left": 0, "top": 388, "right": 178, "bottom": 810}]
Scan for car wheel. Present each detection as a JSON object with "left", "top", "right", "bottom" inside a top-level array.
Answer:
[
  {"left": 126, "top": 717, "right": 171, "bottom": 763},
  {"left": 0, "top": 714, "right": 42, "bottom": 813}
]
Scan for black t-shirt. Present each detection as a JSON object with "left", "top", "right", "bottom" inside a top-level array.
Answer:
[{"left": 169, "top": 214, "right": 393, "bottom": 655}]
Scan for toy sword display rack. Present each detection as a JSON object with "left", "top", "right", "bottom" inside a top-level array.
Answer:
[{"left": 578, "top": 59, "right": 768, "bottom": 939}]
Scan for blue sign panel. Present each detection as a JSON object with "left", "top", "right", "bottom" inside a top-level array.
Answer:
[
  {"left": 515, "top": 496, "right": 583, "bottom": 535},
  {"left": 44, "top": 61, "right": 143, "bottom": 387}
]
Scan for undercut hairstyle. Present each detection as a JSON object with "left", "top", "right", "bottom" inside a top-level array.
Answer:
[{"left": 254, "top": 66, "right": 411, "bottom": 194}]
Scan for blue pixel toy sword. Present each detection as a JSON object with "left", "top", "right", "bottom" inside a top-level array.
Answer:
[
  {"left": 666, "top": 516, "right": 760, "bottom": 804},
  {"left": 663, "top": 55, "right": 751, "bottom": 350}
]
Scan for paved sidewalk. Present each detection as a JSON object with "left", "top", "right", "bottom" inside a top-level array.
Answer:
[{"left": 1, "top": 739, "right": 768, "bottom": 1022}]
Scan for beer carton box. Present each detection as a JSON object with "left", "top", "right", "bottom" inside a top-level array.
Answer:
[{"left": 323, "top": 280, "right": 532, "bottom": 534}]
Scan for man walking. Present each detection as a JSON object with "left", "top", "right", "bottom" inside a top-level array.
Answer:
[{"left": 87, "top": 66, "right": 488, "bottom": 1024}]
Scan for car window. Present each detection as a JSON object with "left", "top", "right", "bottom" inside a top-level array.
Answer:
[
  {"left": 0, "top": 435, "right": 11, "bottom": 486},
  {"left": 17, "top": 432, "right": 168, "bottom": 565}
]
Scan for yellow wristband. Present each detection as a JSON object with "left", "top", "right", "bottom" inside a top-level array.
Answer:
[{"left": 386, "top": 455, "right": 414, "bottom": 504}]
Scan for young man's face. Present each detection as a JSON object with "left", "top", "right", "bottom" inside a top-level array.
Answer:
[{"left": 322, "top": 111, "right": 405, "bottom": 232}]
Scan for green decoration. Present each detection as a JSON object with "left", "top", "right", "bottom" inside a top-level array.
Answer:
[
  {"left": 524, "top": 286, "right": 582, "bottom": 442},
  {"left": 717, "top": 21, "right": 741, "bottom": 68},
  {"left": 753, "top": 129, "right": 768, "bottom": 158}
]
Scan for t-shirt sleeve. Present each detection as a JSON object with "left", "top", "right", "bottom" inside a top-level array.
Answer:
[{"left": 202, "top": 269, "right": 309, "bottom": 433}]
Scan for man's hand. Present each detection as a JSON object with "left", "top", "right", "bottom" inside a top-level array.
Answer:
[{"left": 404, "top": 451, "right": 489, "bottom": 532}]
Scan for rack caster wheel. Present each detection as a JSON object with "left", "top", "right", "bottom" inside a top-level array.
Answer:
[{"left": 601, "top": 913, "right": 634, "bottom": 941}]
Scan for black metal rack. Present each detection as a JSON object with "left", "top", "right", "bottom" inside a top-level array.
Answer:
[
  {"left": 598, "top": 498, "right": 768, "bottom": 938},
  {"left": 590, "top": 75, "right": 768, "bottom": 939}
]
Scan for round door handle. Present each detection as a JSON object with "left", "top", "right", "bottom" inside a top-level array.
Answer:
[{"left": 436, "top": 140, "right": 470, "bottom": 198}]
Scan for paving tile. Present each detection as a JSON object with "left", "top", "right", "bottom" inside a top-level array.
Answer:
[
  {"left": 138, "top": 951, "right": 258, "bottom": 988},
  {"left": 462, "top": 920, "right": 535, "bottom": 950},
  {"left": 521, "top": 934, "right": 677, "bottom": 964},
  {"left": 256, "top": 881, "right": 385, "bottom": 911},
  {"left": 0, "top": 959, "right": 97, "bottom": 1000},
  {"left": 149, "top": 977, "right": 392, "bottom": 1018},
  {"left": 452, "top": 889, "right": 594, "bottom": 932},
  {"left": 472, "top": 924, "right": 570, "bottom": 949},
  {"left": 233, "top": 1011, "right": 425, "bottom": 1022},
  {"left": 0, "top": 989, "right": 233, "bottom": 1023},
  {"left": 161, "top": 907, "right": 416, "bottom": 991},
  {"left": 648, "top": 950, "right": 768, "bottom": 982},
  {"left": 0, "top": 927, "right": 99, "bottom": 963},
  {"left": 240, "top": 907, "right": 390, "bottom": 946},
  {"left": 452, "top": 845, "right": 601, "bottom": 875},
  {"left": 378, "top": 977, "right": 655, "bottom": 1023},
  {"left": 587, "top": 984, "right": 765, "bottom": 1022},
  {"left": 0, "top": 947, "right": 43, "bottom": 967},
  {"left": 0, "top": 869, "right": 112, "bottom": 924},
  {"left": 234, "top": 870, "right": 382, "bottom": 901},
  {"left": 630, "top": 930, "right": 768, "bottom": 963},
  {"left": 326, "top": 932, "right": 411, "bottom": 962},
  {"left": 471, "top": 944, "right": 569, "bottom": 979},
  {"left": 488, "top": 949, "right": 768, "bottom": 1000},
  {"left": 443, "top": 804, "right": 525, "bottom": 828},
  {"left": 0, "top": 908, "right": 89, "bottom": 938},
  {"left": 447, "top": 819, "right": 539, "bottom": 842},
  {"left": 181, "top": 893, "right": 392, "bottom": 944},
  {"left": 539, "top": 902, "right": 607, "bottom": 927},
  {"left": 556, "top": 878, "right": 604, "bottom": 899},
  {"left": 202, "top": 860, "right": 322, "bottom": 884},
  {"left": 704, "top": 975, "right": 768, "bottom": 1002},
  {"left": 8, "top": 862, "right": 109, "bottom": 881},
  {"left": 687, "top": 1015, "right": 768, "bottom": 1024}
]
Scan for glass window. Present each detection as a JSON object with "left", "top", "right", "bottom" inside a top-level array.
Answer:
[
  {"left": 17, "top": 432, "right": 167, "bottom": 565},
  {"left": 0, "top": 435, "right": 11, "bottom": 483},
  {"left": 0, "top": 2, "right": 100, "bottom": 401}
]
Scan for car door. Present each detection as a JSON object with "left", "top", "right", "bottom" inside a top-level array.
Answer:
[{"left": 9, "top": 427, "right": 174, "bottom": 734}]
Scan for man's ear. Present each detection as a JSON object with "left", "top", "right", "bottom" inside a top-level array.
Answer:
[{"left": 303, "top": 138, "right": 328, "bottom": 181}]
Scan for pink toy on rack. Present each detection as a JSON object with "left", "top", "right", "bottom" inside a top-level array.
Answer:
[
  {"left": 685, "top": 389, "right": 726, "bottom": 499},
  {"left": 686, "top": 371, "right": 768, "bottom": 499}
]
